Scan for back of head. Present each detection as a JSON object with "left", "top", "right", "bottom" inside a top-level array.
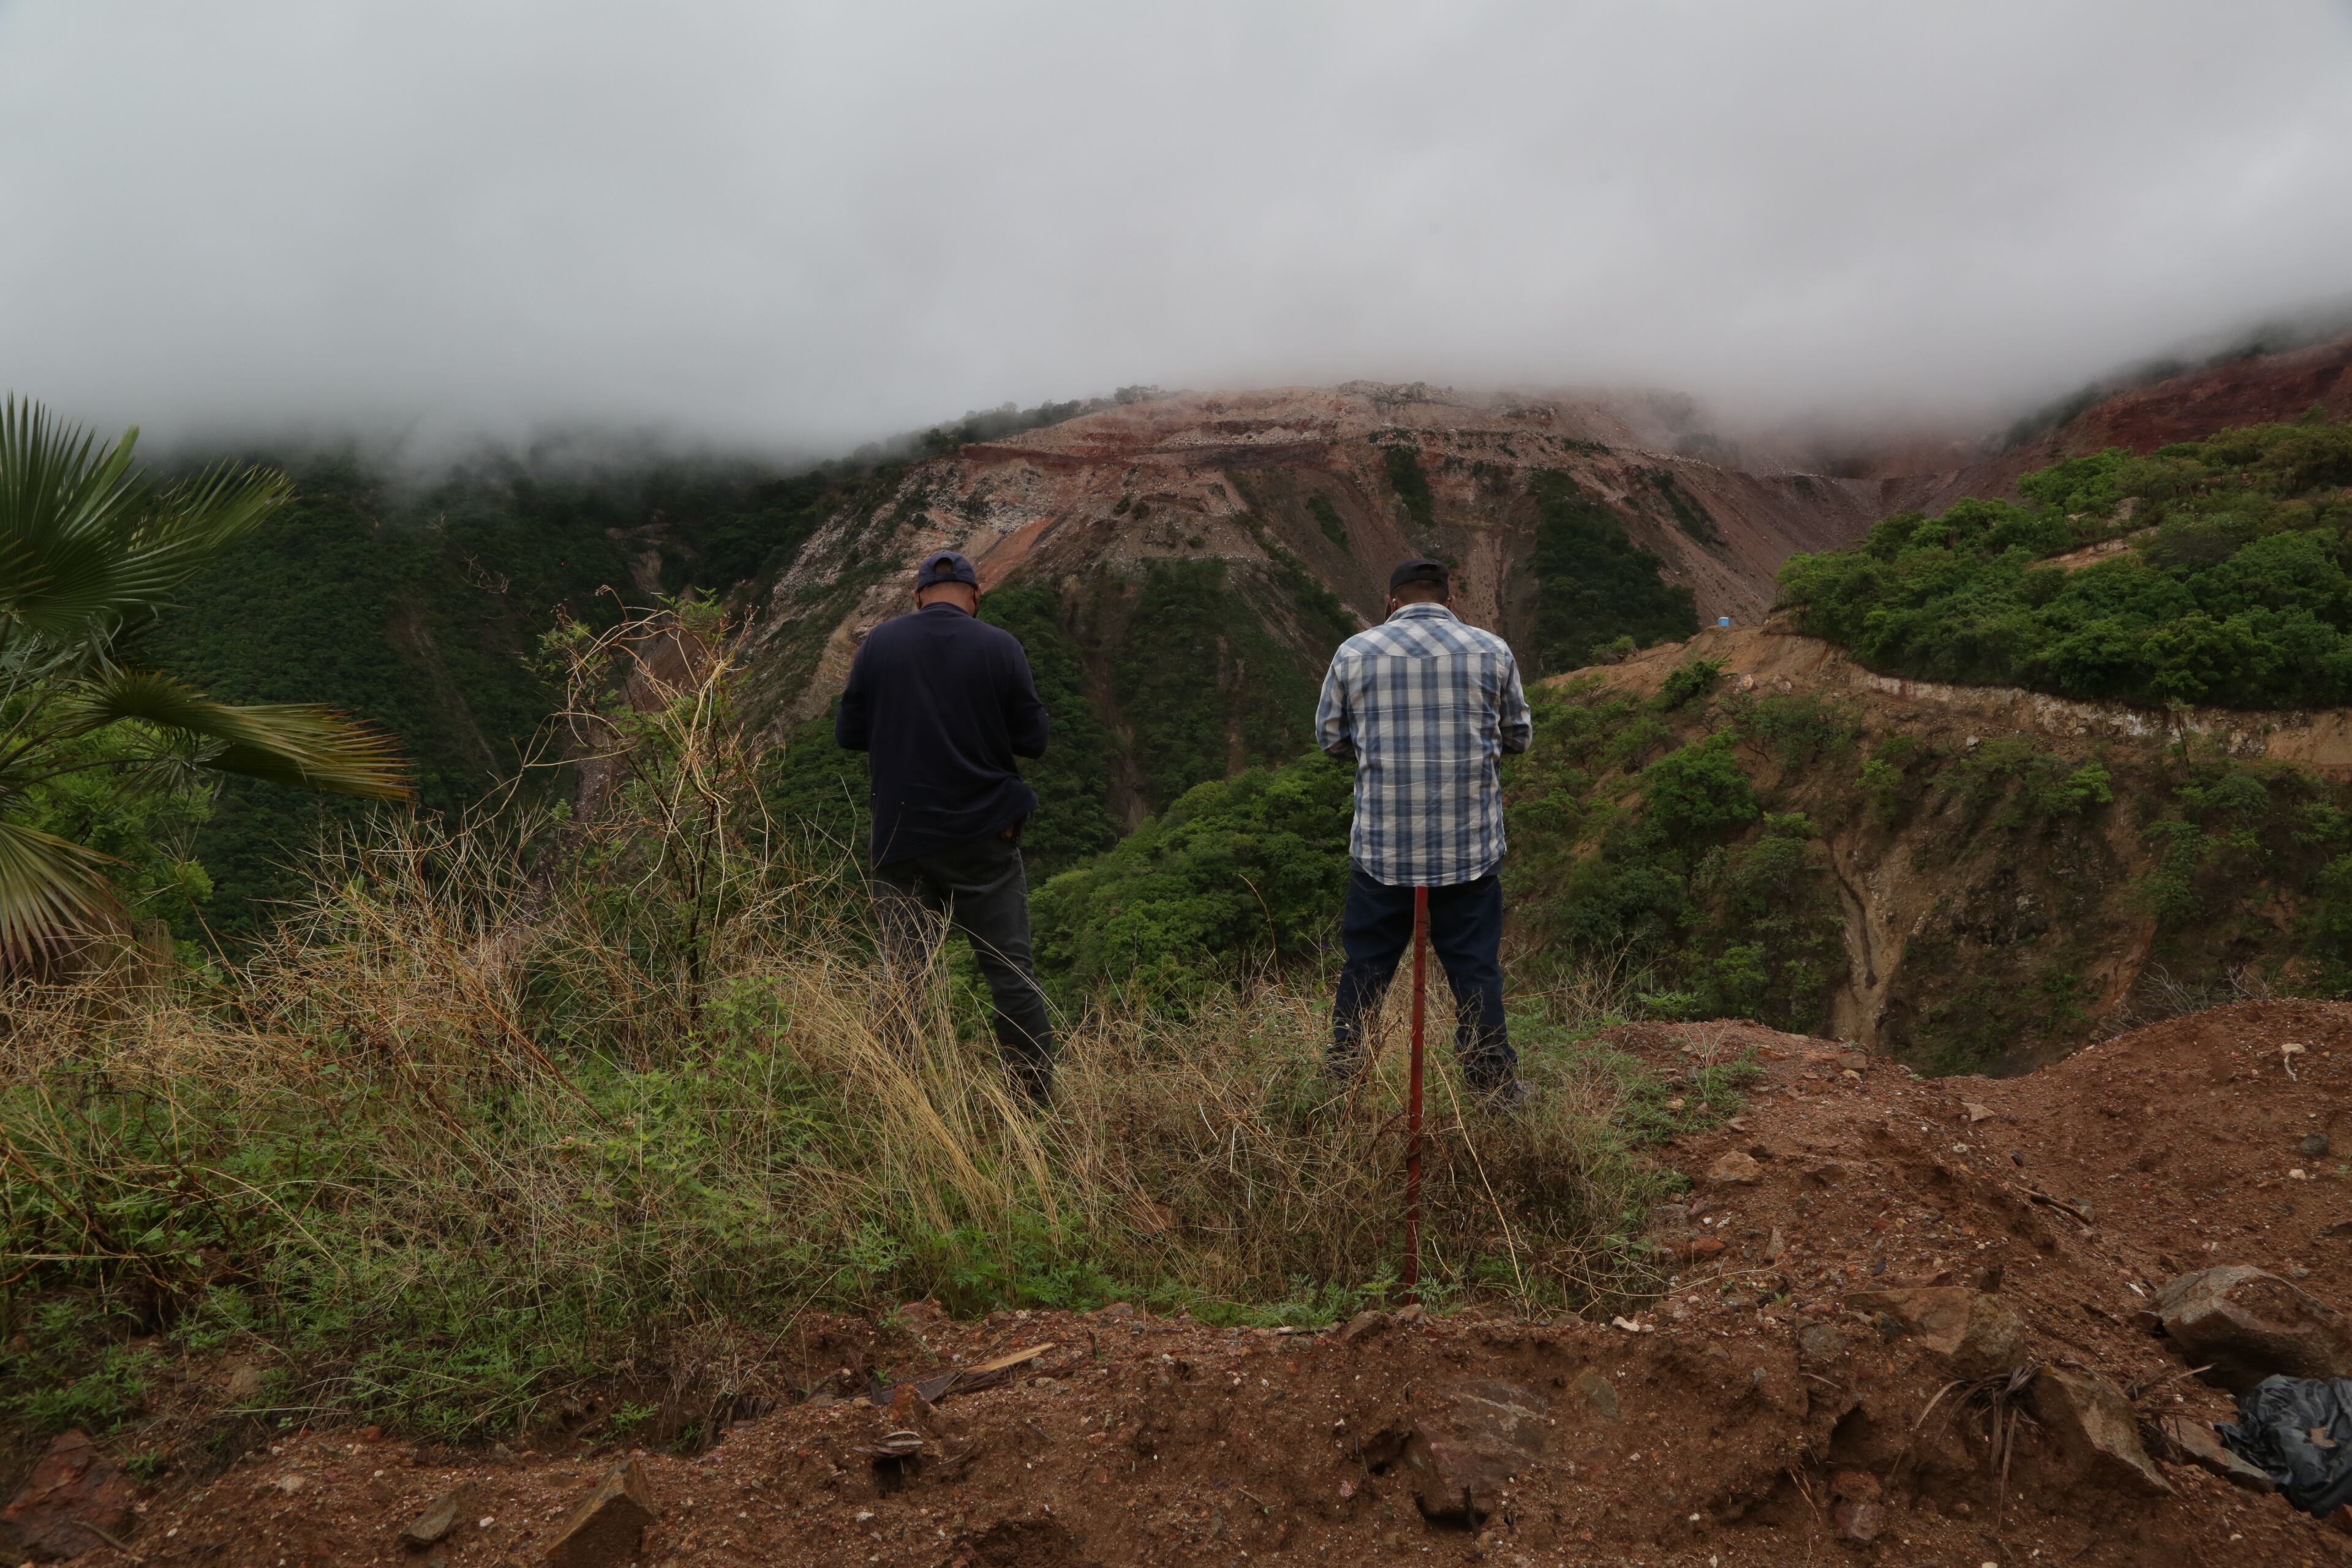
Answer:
[
  {"left": 1389, "top": 556, "right": 1450, "bottom": 604},
  {"left": 914, "top": 549, "right": 980, "bottom": 611}
]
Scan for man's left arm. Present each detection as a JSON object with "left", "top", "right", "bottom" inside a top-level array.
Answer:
[{"left": 1497, "top": 652, "right": 1534, "bottom": 756}]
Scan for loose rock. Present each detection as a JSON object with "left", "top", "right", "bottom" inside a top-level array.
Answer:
[
  {"left": 400, "top": 1481, "right": 480, "bottom": 1550},
  {"left": 2154, "top": 1414, "right": 2273, "bottom": 1494},
  {"left": 1844, "top": 1286, "right": 2028, "bottom": 1379},
  {"left": 1798, "top": 1324, "right": 1849, "bottom": 1363},
  {"left": 2030, "top": 1367, "right": 2172, "bottom": 1496},
  {"left": 545, "top": 1459, "right": 658, "bottom": 1568},
  {"left": 1831, "top": 1498, "right": 1887, "bottom": 1544},
  {"left": 2152, "top": 1265, "right": 2352, "bottom": 1392},
  {"left": 1706, "top": 1150, "right": 1762, "bottom": 1186},
  {"left": 0, "top": 1430, "right": 136, "bottom": 1564},
  {"left": 1400, "top": 1378, "right": 1548, "bottom": 1524}
]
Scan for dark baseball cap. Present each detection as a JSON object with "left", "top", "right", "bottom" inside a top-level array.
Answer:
[
  {"left": 914, "top": 550, "right": 979, "bottom": 589},
  {"left": 1389, "top": 557, "right": 1450, "bottom": 593}
]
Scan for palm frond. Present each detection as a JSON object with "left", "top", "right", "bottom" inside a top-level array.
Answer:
[
  {"left": 0, "top": 816, "right": 118, "bottom": 972},
  {"left": 62, "top": 669, "right": 412, "bottom": 801},
  {"left": 0, "top": 396, "right": 291, "bottom": 647}
]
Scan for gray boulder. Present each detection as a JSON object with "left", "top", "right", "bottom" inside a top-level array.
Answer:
[{"left": 2152, "top": 1265, "right": 2351, "bottom": 1393}]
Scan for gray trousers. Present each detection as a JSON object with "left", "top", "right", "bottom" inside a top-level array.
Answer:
[{"left": 872, "top": 828, "right": 1056, "bottom": 1102}]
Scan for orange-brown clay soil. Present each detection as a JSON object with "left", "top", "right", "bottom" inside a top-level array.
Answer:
[{"left": 36, "top": 1003, "right": 2352, "bottom": 1568}]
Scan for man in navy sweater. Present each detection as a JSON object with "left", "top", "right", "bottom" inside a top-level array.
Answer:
[{"left": 835, "top": 550, "right": 1057, "bottom": 1102}]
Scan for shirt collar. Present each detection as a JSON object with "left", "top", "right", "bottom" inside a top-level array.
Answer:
[
  {"left": 919, "top": 600, "right": 974, "bottom": 617},
  {"left": 1387, "top": 602, "right": 1460, "bottom": 625}
]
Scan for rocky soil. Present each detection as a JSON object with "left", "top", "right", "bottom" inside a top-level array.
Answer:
[{"left": 10, "top": 1000, "right": 2350, "bottom": 1567}]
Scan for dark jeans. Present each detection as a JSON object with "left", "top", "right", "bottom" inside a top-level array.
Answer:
[
  {"left": 872, "top": 827, "right": 1055, "bottom": 1102},
  {"left": 1329, "top": 865, "right": 1517, "bottom": 1096}
]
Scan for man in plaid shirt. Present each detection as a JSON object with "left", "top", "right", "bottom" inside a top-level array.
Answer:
[{"left": 1315, "top": 557, "right": 1534, "bottom": 1102}]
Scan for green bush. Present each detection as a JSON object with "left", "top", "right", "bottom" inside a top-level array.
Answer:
[
  {"left": 1032, "top": 755, "right": 1354, "bottom": 1005},
  {"left": 1306, "top": 494, "right": 1351, "bottom": 553},
  {"left": 1637, "top": 735, "right": 1760, "bottom": 843},
  {"left": 1113, "top": 561, "right": 1325, "bottom": 811},
  {"left": 1648, "top": 470, "right": 1722, "bottom": 546},
  {"left": 1779, "top": 418, "right": 2352, "bottom": 709},
  {"left": 1656, "top": 657, "right": 1725, "bottom": 710},
  {"left": 1947, "top": 739, "right": 2114, "bottom": 824},
  {"left": 1503, "top": 701, "right": 1844, "bottom": 1035}
]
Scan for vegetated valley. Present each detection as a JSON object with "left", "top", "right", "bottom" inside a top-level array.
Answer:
[{"left": 7, "top": 337, "right": 2352, "bottom": 1567}]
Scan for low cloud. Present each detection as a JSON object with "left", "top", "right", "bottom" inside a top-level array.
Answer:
[{"left": 3, "top": 0, "right": 2348, "bottom": 454}]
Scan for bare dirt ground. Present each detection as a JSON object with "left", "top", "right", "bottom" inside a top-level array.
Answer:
[{"left": 22, "top": 1002, "right": 2352, "bottom": 1568}]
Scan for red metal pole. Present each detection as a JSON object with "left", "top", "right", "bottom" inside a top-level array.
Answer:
[{"left": 1403, "top": 884, "right": 1428, "bottom": 1305}]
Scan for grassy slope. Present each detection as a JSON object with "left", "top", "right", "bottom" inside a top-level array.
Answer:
[{"left": 0, "top": 638, "right": 1733, "bottom": 1452}]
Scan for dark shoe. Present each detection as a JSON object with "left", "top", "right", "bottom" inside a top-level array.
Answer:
[
  {"left": 1471, "top": 1076, "right": 1526, "bottom": 1112},
  {"left": 1006, "top": 1058, "right": 1055, "bottom": 1110}
]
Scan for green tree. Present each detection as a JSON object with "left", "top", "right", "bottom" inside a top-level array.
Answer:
[
  {"left": 0, "top": 400, "right": 407, "bottom": 969},
  {"left": 1528, "top": 471, "right": 1698, "bottom": 673},
  {"left": 1031, "top": 754, "right": 1354, "bottom": 1006}
]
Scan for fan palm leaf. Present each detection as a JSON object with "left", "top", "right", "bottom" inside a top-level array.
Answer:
[
  {"left": 58, "top": 669, "right": 409, "bottom": 799},
  {"left": 2, "top": 397, "right": 410, "bottom": 971},
  {"left": 0, "top": 818, "right": 119, "bottom": 972},
  {"left": 0, "top": 397, "right": 291, "bottom": 654}
]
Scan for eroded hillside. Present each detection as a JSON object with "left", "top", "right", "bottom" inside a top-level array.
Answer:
[
  {"left": 734, "top": 385, "right": 1891, "bottom": 812},
  {"left": 739, "top": 338, "right": 2352, "bottom": 837},
  {"left": 1509, "top": 621, "right": 2352, "bottom": 1072}
]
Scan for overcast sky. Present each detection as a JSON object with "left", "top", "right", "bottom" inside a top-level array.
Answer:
[{"left": 3, "top": 1, "right": 2350, "bottom": 454}]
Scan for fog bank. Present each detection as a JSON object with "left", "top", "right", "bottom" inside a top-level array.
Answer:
[{"left": 3, "top": 1, "right": 2350, "bottom": 453}]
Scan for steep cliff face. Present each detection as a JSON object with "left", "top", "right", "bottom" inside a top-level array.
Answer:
[{"left": 733, "top": 383, "right": 1890, "bottom": 766}]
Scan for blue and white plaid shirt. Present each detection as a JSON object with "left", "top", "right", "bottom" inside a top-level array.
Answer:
[{"left": 1314, "top": 603, "right": 1534, "bottom": 887}]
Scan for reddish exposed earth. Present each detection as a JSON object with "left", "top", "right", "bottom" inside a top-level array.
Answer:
[
  {"left": 1888, "top": 334, "right": 2352, "bottom": 518},
  {"left": 24, "top": 1001, "right": 2352, "bottom": 1567}
]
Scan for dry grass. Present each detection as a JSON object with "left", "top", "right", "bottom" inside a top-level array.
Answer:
[{"left": 0, "top": 607, "right": 1687, "bottom": 1439}]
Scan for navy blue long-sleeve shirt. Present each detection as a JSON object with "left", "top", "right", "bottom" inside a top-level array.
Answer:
[{"left": 835, "top": 601, "right": 1050, "bottom": 865}]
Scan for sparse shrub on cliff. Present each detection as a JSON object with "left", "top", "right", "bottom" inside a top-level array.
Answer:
[
  {"left": 1527, "top": 471, "right": 1699, "bottom": 675},
  {"left": 1382, "top": 442, "right": 1435, "bottom": 533}
]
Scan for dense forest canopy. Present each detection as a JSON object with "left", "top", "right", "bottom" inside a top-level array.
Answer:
[{"left": 145, "top": 399, "right": 1109, "bottom": 936}]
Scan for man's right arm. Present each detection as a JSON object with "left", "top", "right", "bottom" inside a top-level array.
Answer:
[
  {"left": 1496, "top": 648, "right": 1533, "bottom": 756},
  {"left": 835, "top": 644, "right": 872, "bottom": 752},
  {"left": 1003, "top": 645, "right": 1051, "bottom": 760},
  {"left": 1315, "top": 654, "right": 1355, "bottom": 759}
]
